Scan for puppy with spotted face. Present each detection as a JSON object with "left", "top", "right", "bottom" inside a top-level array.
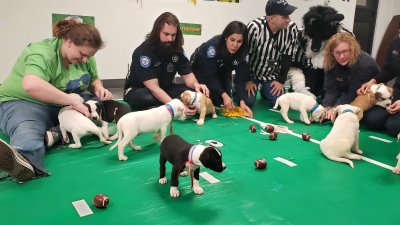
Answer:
[
  {"left": 58, "top": 100, "right": 111, "bottom": 148},
  {"left": 95, "top": 100, "right": 131, "bottom": 140},
  {"left": 159, "top": 134, "right": 226, "bottom": 197},
  {"left": 181, "top": 90, "right": 217, "bottom": 125}
]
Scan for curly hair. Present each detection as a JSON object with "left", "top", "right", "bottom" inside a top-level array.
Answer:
[
  {"left": 53, "top": 19, "right": 104, "bottom": 50},
  {"left": 146, "top": 12, "right": 184, "bottom": 53},
  {"left": 323, "top": 32, "right": 361, "bottom": 71}
]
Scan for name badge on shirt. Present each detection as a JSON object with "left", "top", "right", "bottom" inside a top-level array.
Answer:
[{"left": 167, "top": 62, "right": 174, "bottom": 73}]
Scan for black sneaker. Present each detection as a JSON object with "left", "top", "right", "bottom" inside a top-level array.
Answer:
[
  {"left": 0, "top": 139, "right": 35, "bottom": 183},
  {"left": 44, "top": 127, "right": 62, "bottom": 148}
]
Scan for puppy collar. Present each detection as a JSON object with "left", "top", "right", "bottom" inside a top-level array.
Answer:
[
  {"left": 191, "top": 92, "right": 198, "bottom": 105},
  {"left": 310, "top": 103, "right": 320, "bottom": 114},
  {"left": 342, "top": 109, "right": 354, "bottom": 114},
  {"left": 165, "top": 103, "right": 174, "bottom": 117},
  {"left": 189, "top": 145, "right": 203, "bottom": 166}
]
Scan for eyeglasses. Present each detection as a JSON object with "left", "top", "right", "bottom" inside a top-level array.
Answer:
[{"left": 332, "top": 49, "right": 351, "bottom": 57}]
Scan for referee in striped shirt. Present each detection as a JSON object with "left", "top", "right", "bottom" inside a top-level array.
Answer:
[{"left": 246, "top": 0, "right": 298, "bottom": 107}]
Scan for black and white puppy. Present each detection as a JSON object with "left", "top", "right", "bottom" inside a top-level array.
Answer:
[
  {"left": 58, "top": 100, "right": 111, "bottom": 148},
  {"left": 159, "top": 135, "right": 226, "bottom": 197},
  {"left": 96, "top": 100, "right": 131, "bottom": 140}
]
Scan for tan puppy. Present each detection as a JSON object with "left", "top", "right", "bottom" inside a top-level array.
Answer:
[
  {"left": 351, "top": 83, "right": 393, "bottom": 120},
  {"left": 181, "top": 90, "right": 217, "bottom": 125},
  {"left": 320, "top": 105, "right": 362, "bottom": 168}
]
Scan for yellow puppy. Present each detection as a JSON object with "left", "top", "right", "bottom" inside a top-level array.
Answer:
[{"left": 180, "top": 90, "right": 217, "bottom": 125}]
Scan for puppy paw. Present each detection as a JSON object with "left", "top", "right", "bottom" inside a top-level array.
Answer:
[
  {"left": 304, "top": 120, "right": 311, "bottom": 125},
  {"left": 180, "top": 171, "right": 188, "bottom": 176},
  {"left": 109, "top": 134, "right": 118, "bottom": 141},
  {"left": 354, "top": 149, "right": 363, "bottom": 155},
  {"left": 197, "top": 119, "right": 204, "bottom": 126},
  {"left": 212, "top": 114, "right": 218, "bottom": 118},
  {"left": 393, "top": 167, "right": 400, "bottom": 174},
  {"left": 102, "top": 140, "right": 112, "bottom": 145},
  {"left": 193, "top": 186, "right": 204, "bottom": 195},
  {"left": 170, "top": 187, "right": 180, "bottom": 197},
  {"left": 285, "top": 120, "right": 294, "bottom": 124},
  {"left": 133, "top": 146, "right": 142, "bottom": 151},
  {"left": 159, "top": 177, "right": 167, "bottom": 184},
  {"left": 118, "top": 155, "right": 128, "bottom": 161},
  {"left": 69, "top": 143, "right": 81, "bottom": 148}
]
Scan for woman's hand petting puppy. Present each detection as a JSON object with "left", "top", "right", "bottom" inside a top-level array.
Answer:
[
  {"left": 320, "top": 107, "right": 337, "bottom": 123},
  {"left": 357, "top": 79, "right": 376, "bottom": 95},
  {"left": 387, "top": 100, "right": 400, "bottom": 114}
]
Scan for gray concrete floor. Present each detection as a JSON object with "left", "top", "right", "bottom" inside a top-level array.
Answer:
[{"left": 109, "top": 87, "right": 124, "bottom": 99}]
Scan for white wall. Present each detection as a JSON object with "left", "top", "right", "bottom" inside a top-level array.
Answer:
[
  {"left": 0, "top": 0, "right": 358, "bottom": 83},
  {"left": 371, "top": 0, "right": 399, "bottom": 57}
]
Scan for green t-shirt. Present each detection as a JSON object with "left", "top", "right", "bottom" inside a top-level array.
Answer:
[{"left": 0, "top": 37, "right": 99, "bottom": 104}]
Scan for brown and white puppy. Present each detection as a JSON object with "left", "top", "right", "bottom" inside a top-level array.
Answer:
[
  {"left": 110, "top": 99, "right": 186, "bottom": 161},
  {"left": 320, "top": 104, "right": 362, "bottom": 168},
  {"left": 351, "top": 83, "right": 393, "bottom": 120},
  {"left": 95, "top": 100, "right": 131, "bottom": 140},
  {"left": 159, "top": 134, "right": 226, "bottom": 197},
  {"left": 273, "top": 92, "right": 326, "bottom": 124},
  {"left": 180, "top": 90, "right": 217, "bottom": 125},
  {"left": 58, "top": 100, "right": 111, "bottom": 148}
]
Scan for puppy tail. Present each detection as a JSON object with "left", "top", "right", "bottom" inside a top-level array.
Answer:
[{"left": 324, "top": 155, "right": 354, "bottom": 168}]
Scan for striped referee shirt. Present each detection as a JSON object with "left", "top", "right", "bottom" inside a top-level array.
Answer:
[{"left": 247, "top": 16, "right": 298, "bottom": 82}]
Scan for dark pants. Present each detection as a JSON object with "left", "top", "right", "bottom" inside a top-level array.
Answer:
[
  {"left": 124, "top": 84, "right": 188, "bottom": 111},
  {"left": 304, "top": 68, "right": 325, "bottom": 100},
  {"left": 362, "top": 105, "right": 400, "bottom": 137}
]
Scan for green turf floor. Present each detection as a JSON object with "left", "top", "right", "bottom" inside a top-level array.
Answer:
[{"left": 1, "top": 100, "right": 399, "bottom": 225}]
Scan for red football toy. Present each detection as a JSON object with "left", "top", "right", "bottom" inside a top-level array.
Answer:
[
  {"left": 302, "top": 133, "right": 311, "bottom": 141},
  {"left": 93, "top": 194, "right": 109, "bottom": 209},
  {"left": 265, "top": 125, "right": 274, "bottom": 133},
  {"left": 249, "top": 124, "right": 257, "bottom": 133},
  {"left": 269, "top": 132, "right": 278, "bottom": 140},
  {"left": 254, "top": 159, "right": 267, "bottom": 169}
]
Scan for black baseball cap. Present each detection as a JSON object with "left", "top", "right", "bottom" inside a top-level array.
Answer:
[{"left": 265, "top": 0, "right": 297, "bottom": 16}]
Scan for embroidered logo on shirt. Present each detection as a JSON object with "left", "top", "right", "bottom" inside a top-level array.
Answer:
[
  {"left": 172, "top": 55, "right": 179, "bottom": 63},
  {"left": 232, "top": 60, "right": 239, "bottom": 66},
  {"left": 140, "top": 56, "right": 151, "bottom": 68},
  {"left": 207, "top": 46, "right": 216, "bottom": 58}
]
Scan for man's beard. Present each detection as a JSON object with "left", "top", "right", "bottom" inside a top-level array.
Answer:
[{"left": 154, "top": 41, "right": 178, "bottom": 58}]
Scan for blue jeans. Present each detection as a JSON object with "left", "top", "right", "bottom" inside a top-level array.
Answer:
[
  {"left": 0, "top": 100, "right": 61, "bottom": 175},
  {"left": 247, "top": 79, "right": 281, "bottom": 108}
]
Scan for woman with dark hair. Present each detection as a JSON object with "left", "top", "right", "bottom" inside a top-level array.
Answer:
[
  {"left": 0, "top": 19, "right": 112, "bottom": 182},
  {"left": 191, "top": 21, "right": 253, "bottom": 117},
  {"left": 124, "top": 12, "right": 208, "bottom": 112},
  {"left": 321, "top": 32, "right": 379, "bottom": 122}
]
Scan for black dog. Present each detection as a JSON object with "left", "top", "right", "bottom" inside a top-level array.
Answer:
[
  {"left": 159, "top": 134, "right": 226, "bottom": 197},
  {"left": 96, "top": 100, "right": 131, "bottom": 140}
]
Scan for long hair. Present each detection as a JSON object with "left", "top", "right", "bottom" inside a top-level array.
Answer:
[
  {"left": 53, "top": 19, "right": 103, "bottom": 50},
  {"left": 146, "top": 12, "right": 184, "bottom": 53},
  {"left": 217, "top": 21, "right": 249, "bottom": 61},
  {"left": 323, "top": 32, "right": 361, "bottom": 71}
]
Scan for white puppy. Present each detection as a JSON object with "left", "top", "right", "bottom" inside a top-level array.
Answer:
[
  {"left": 273, "top": 92, "right": 325, "bottom": 124},
  {"left": 393, "top": 153, "right": 400, "bottom": 174},
  {"left": 110, "top": 99, "right": 186, "bottom": 161},
  {"left": 320, "top": 104, "right": 363, "bottom": 168},
  {"left": 58, "top": 100, "right": 111, "bottom": 148}
]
